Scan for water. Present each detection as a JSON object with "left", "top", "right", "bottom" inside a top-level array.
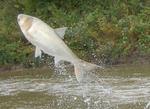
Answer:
[{"left": 0, "top": 64, "right": 150, "bottom": 109}]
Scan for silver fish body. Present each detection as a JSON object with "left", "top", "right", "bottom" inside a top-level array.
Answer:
[{"left": 17, "top": 14, "right": 97, "bottom": 82}]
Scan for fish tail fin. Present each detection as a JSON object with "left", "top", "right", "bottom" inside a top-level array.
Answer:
[
  {"left": 74, "top": 66, "right": 84, "bottom": 83},
  {"left": 74, "top": 60, "right": 98, "bottom": 82}
]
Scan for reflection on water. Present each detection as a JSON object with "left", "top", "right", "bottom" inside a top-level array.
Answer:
[{"left": 0, "top": 64, "right": 150, "bottom": 108}]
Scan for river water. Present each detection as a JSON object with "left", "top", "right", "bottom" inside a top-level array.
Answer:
[{"left": 0, "top": 64, "right": 150, "bottom": 109}]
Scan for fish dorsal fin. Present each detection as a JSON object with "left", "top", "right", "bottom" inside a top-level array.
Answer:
[
  {"left": 54, "top": 57, "right": 64, "bottom": 66},
  {"left": 35, "top": 46, "right": 42, "bottom": 58},
  {"left": 54, "top": 27, "right": 67, "bottom": 39}
]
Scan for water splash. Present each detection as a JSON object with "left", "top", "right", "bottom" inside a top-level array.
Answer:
[
  {"left": 0, "top": 65, "right": 150, "bottom": 108},
  {"left": 144, "top": 101, "right": 150, "bottom": 109}
]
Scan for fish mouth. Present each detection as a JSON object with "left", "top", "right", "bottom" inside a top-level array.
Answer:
[
  {"left": 17, "top": 18, "right": 20, "bottom": 22},
  {"left": 17, "top": 14, "right": 23, "bottom": 23},
  {"left": 17, "top": 14, "right": 33, "bottom": 30},
  {"left": 17, "top": 14, "right": 26, "bottom": 22}
]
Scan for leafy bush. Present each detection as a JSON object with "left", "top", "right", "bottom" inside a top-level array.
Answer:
[{"left": 1, "top": 0, "right": 150, "bottom": 68}]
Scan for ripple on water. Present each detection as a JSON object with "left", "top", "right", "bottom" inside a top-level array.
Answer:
[{"left": 0, "top": 65, "right": 150, "bottom": 108}]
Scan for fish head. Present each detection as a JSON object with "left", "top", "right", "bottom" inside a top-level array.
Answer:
[
  {"left": 17, "top": 14, "right": 33, "bottom": 31},
  {"left": 17, "top": 14, "right": 38, "bottom": 41}
]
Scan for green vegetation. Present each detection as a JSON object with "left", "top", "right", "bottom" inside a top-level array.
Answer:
[{"left": 1, "top": 0, "right": 150, "bottom": 69}]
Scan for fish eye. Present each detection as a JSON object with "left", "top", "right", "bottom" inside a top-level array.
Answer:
[{"left": 17, "top": 18, "right": 20, "bottom": 22}]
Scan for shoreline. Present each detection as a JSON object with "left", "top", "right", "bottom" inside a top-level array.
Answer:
[
  {"left": 0, "top": 64, "right": 51, "bottom": 73},
  {"left": 1, "top": 57, "right": 150, "bottom": 73}
]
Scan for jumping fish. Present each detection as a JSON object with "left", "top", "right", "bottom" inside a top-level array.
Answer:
[{"left": 17, "top": 14, "right": 98, "bottom": 82}]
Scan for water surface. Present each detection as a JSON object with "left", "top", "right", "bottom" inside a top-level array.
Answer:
[{"left": 0, "top": 64, "right": 150, "bottom": 109}]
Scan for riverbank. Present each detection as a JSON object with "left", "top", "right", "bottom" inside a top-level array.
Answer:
[{"left": 1, "top": 55, "right": 150, "bottom": 73}]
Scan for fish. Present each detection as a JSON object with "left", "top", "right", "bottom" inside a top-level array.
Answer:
[{"left": 17, "top": 14, "right": 98, "bottom": 82}]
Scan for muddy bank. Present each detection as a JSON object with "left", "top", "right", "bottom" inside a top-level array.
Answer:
[
  {"left": 1, "top": 56, "right": 150, "bottom": 73},
  {"left": 114, "top": 55, "right": 150, "bottom": 65},
  {"left": 0, "top": 64, "right": 50, "bottom": 73}
]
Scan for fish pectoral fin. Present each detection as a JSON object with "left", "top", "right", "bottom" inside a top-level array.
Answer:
[
  {"left": 74, "top": 66, "right": 84, "bottom": 83},
  {"left": 26, "top": 31, "right": 37, "bottom": 40},
  {"left": 54, "top": 57, "right": 64, "bottom": 66},
  {"left": 54, "top": 27, "right": 67, "bottom": 39},
  {"left": 35, "top": 46, "right": 42, "bottom": 58}
]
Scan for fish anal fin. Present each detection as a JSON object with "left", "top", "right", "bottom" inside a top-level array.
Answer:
[
  {"left": 54, "top": 27, "right": 67, "bottom": 39},
  {"left": 35, "top": 46, "right": 42, "bottom": 58},
  {"left": 54, "top": 57, "right": 64, "bottom": 66},
  {"left": 74, "top": 66, "right": 84, "bottom": 83}
]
